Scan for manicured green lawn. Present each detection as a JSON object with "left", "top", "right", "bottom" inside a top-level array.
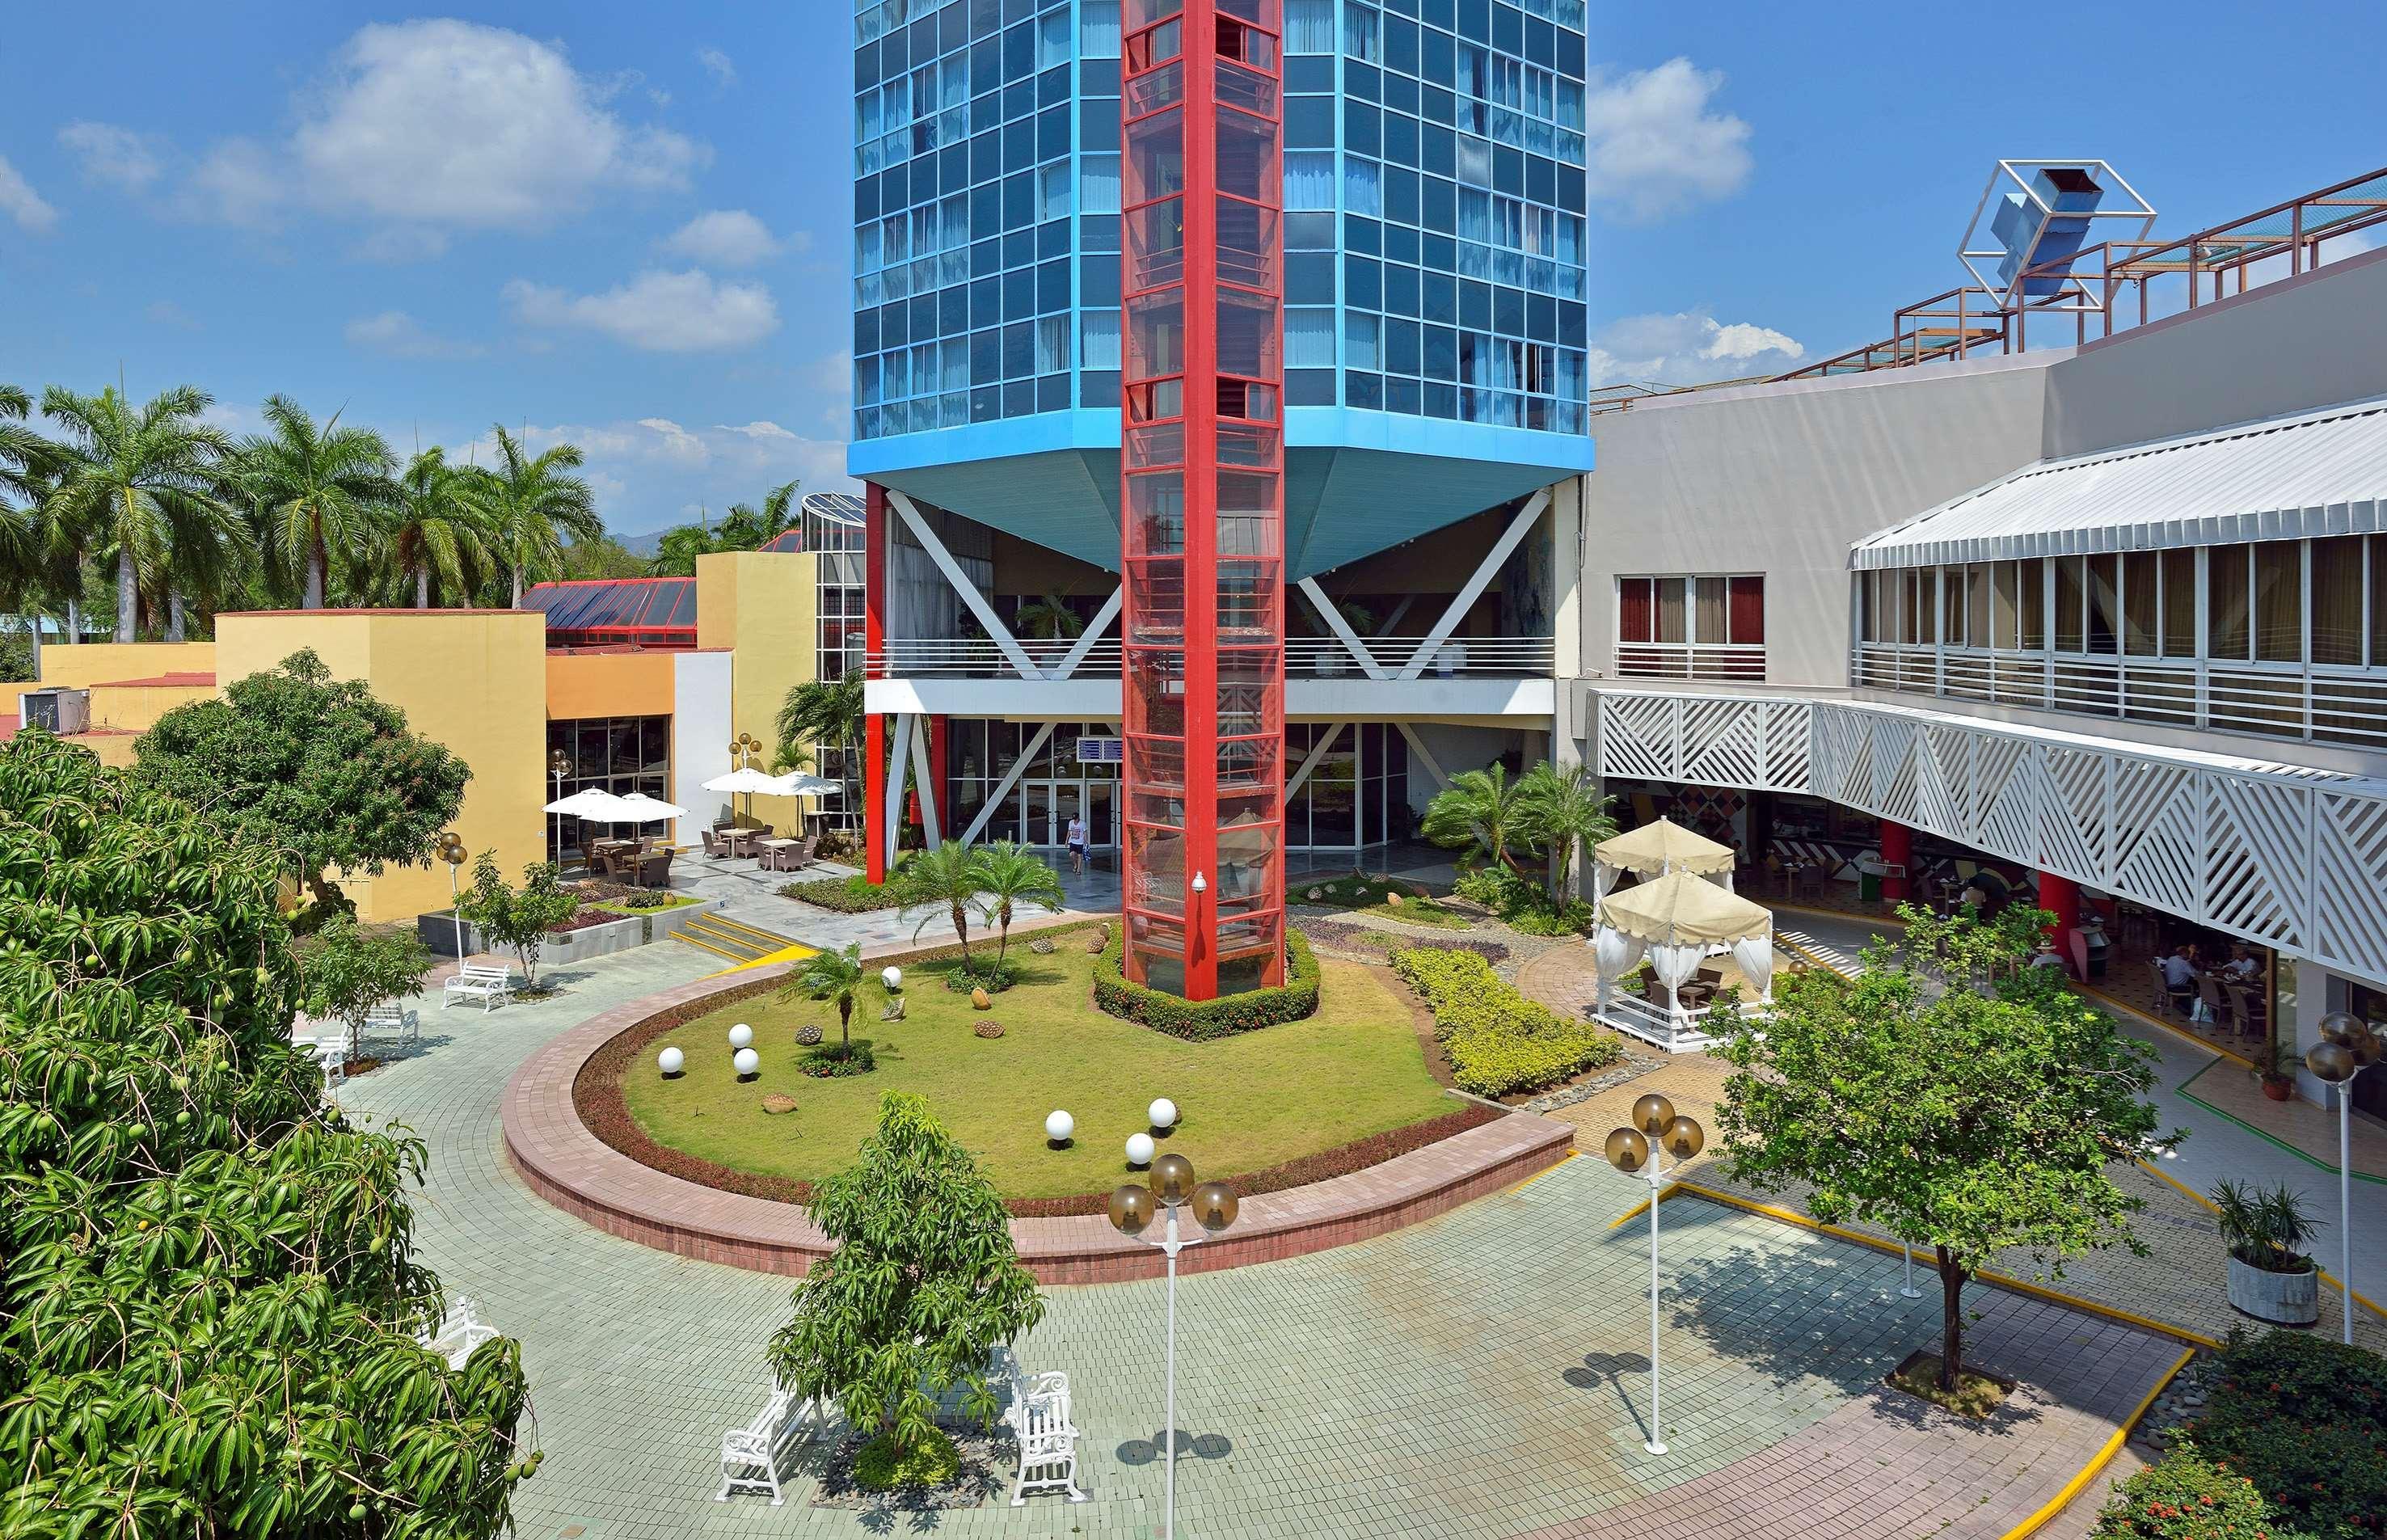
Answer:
[
  {"left": 1295, "top": 873, "right": 1473, "bottom": 928},
  {"left": 618, "top": 939, "right": 1454, "bottom": 1199}
]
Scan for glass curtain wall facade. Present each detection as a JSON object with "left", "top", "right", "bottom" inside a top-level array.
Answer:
[
  {"left": 812, "top": 515, "right": 869, "bottom": 831},
  {"left": 1121, "top": 0, "right": 1288, "bottom": 998},
  {"left": 544, "top": 716, "right": 672, "bottom": 863}
]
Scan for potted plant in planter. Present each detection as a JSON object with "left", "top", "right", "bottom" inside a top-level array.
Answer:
[
  {"left": 2211, "top": 1179, "right": 2322, "bottom": 1326},
  {"left": 2258, "top": 1038, "right": 2299, "bottom": 1101}
]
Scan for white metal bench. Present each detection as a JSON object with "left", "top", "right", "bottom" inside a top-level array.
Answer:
[
  {"left": 442, "top": 963, "right": 513, "bottom": 1012},
  {"left": 421, "top": 1295, "right": 498, "bottom": 1369},
  {"left": 365, "top": 1002, "right": 420, "bottom": 1048},
  {"left": 1002, "top": 1368, "right": 1086, "bottom": 1506},
  {"left": 717, "top": 1386, "right": 824, "bottom": 1504}
]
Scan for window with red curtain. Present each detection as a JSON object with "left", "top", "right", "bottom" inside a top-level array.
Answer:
[
  {"left": 1617, "top": 577, "right": 1654, "bottom": 643},
  {"left": 1727, "top": 576, "right": 1765, "bottom": 644}
]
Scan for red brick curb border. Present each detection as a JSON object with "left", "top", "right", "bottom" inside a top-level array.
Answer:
[{"left": 500, "top": 952, "right": 1575, "bottom": 1285}]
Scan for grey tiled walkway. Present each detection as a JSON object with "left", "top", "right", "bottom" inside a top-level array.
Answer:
[{"left": 344, "top": 944, "right": 2181, "bottom": 1539}]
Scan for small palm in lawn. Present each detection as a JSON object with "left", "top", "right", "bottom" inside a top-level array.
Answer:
[
  {"left": 971, "top": 841, "right": 1066, "bottom": 973},
  {"left": 470, "top": 424, "right": 602, "bottom": 605},
  {"left": 892, "top": 839, "right": 985, "bottom": 968},
  {"left": 40, "top": 383, "right": 240, "bottom": 640},
  {"left": 230, "top": 393, "right": 399, "bottom": 610},
  {"left": 1518, "top": 761, "right": 1617, "bottom": 900},
  {"left": 1421, "top": 762, "right": 1539, "bottom": 877},
  {"left": 790, "top": 942, "right": 867, "bottom": 1059}
]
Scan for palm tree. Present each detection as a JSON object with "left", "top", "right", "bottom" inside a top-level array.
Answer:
[
  {"left": 787, "top": 941, "right": 867, "bottom": 1061},
  {"left": 646, "top": 479, "right": 799, "bottom": 576},
  {"left": 774, "top": 670, "right": 865, "bottom": 775},
  {"left": 0, "top": 384, "right": 61, "bottom": 671},
  {"left": 1014, "top": 593, "right": 1085, "bottom": 639},
  {"left": 891, "top": 839, "right": 986, "bottom": 968},
  {"left": 971, "top": 841, "right": 1067, "bottom": 972},
  {"left": 40, "top": 384, "right": 238, "bottom": 642},
  {"left": 470, "top": 425, "right": 601, "bottom": 605},
  {"left": 1420, "top": 762, "right": 1537, "bottom": 876},
  {"left": 230, "top": 394, "right": 398, "bottom": 610},
  {"left": 1517, "top": 761, "right": 1617, "bottom": 900},
  {"left": 390, "top": 447, "right": 493, "bottom": 608}
]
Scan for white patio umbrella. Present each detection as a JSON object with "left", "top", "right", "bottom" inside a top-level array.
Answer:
[
  {"left": 609, "top": 791, "right": 686, "bottom": 822},
  {"left": 543, "top": 787, "right": 626, "bottom": 816},
  {"left": 702, "top": 766, "right": 784, "bottom": 795},
  {"left": 764, "top": 771, "right": 842, "bottom": 797}
]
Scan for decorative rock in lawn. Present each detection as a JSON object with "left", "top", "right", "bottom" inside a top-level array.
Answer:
[
  {"left": 761, "top": 1093, "right": 798, "bottom": 1116},
  {"left": 1029, "top": 935, "right": 1055, "bottom": 955},
  {"left": 1084, "top": 925, "right": 1107, "bottom": 954},
  {"left": 970, "top": 986, "right": 992, "bottom": 1010},
  {"left": 1305, "top": 886, "right": 1324, "bottom": 901},
  {"left": 974, "top": 1020, "right": 1004, "bottom": 1039},
  {"left": 795, "top": 1024, "right": 822, "bottom": 1046},
  {"left": 1385, "top": 889, "right": 1403, "bottom": 906}
]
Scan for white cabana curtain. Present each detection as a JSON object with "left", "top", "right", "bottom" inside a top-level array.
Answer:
[
  {"left": 1730, "top": 933, "right": 1775, "bottom": 1002},
  {"left": 1592, "top": 928, "right": 1647, "bottom": 1010}
]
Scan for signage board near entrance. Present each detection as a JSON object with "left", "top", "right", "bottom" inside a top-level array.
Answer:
[{"left": 1074, "top": 736, "right": 1124, "bottom": 765}]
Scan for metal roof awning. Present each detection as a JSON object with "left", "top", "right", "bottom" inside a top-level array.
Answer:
[{"left": 1849, "top": 395, "right": 2387, "bottom": 570}]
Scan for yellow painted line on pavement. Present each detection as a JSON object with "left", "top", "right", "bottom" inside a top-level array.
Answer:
[
  {"left": 1503, "top": 1149, "right": 1576, "bottom": 1196},
  {"left": 1670, "top": 1179, "right": 2221, "bottom": 1349},
  {"left": 2000, "top": 1344, "right": 2198, "bottom": 1540},
  {"left": 701, "top": 939, "right": 820, "bottom": 978},
  {"left": 2083, "top": 984, "right": 2257, "bottom": 1070},
  {"left": 1607, "top": 1180, "right": 1681, "bottom": 1230}
]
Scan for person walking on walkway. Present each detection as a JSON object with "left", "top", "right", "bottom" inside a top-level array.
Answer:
[{"left": 1065, "top": 814, "right": 1087, "bottom": 876}]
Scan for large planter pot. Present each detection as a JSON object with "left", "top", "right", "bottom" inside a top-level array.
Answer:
[{"left": 2226, "top": 1253, "right": 2320, "bottom": 1326}]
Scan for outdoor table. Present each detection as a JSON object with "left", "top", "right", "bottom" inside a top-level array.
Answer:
[{"left": 725, "top": 829, "right": 762, "bottom": 859}]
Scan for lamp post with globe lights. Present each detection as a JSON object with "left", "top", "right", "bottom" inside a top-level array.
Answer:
[
  {"left": 1604, "top": 1093, "right": 1705, "bottom": 1456},
  {"left": 436, "top": 831, "right": 469, "bottom": 963},
  {"left": 2306, "top": 1011, "right": 2383, "bottom": 1344},
  {"left": 548, "top": 750, "right": 572, "bottom": 862},
  {"left": 1107, "top": 1153, "right": 1238, "bottom": 1540}
]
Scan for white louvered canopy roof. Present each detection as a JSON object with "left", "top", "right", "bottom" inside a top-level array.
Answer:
[{"left": 1849, "top": 395, "right": 2387, "bottom": 570}]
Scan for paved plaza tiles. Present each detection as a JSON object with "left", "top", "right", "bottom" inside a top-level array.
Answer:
[{"left": 344, "top": 939, "right": 2188, "bottom": 1539}]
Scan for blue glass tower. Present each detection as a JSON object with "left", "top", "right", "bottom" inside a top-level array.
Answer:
[{"left": 848, "top": 0, "right": 1594, "bottom": 574}]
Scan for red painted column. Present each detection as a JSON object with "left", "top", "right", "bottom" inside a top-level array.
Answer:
[
  {"left": 1118, "top": 1, "right": 1288, "bottom": 1000},
  {"left": 2039, "top": 869, "right": 2082, "bottom": 973},
  {"left": 927, "top": 715, "right": 948, "bottom": 842},
  {"left": 1878, "top": 819, "right": 1912, "bottom": 903},
  {"left": 863, "top": 482, "right": 888, "bottom": 885}
]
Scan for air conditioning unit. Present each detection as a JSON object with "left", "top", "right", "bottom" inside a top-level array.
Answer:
[{"left": 20, "top": 688, "right": 91, "bottom": 735}]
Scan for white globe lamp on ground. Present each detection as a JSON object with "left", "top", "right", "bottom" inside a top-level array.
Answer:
[
  {"left": 727, "top": 1023, "right": 754, "bottom": 1050},
  {"left": 1149, "top": 1097, "right": 1179, "bottom": 1131},
  {"left": 1125, "top": 1131, "right": 1156, "bottom": 1167},
  {"left": 882, "top": 965, "right": 904, "bottom": 990},
  {"left": 657, "top": 1046, "right": 685, "bottom": 1078},
  {"left": 1044, "top": 1108, "right": 1074, "bottom": 1144},
  {"left": 732, "top": 1047, "right": 760, "bottom": 1078}
]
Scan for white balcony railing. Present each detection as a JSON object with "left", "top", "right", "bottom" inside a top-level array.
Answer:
[
  {"left": 869, "top": 635, "right": 1556, "bottom": 681},
  {"left": 1614, "top": 642, "right": 1766, "bottom": 681},
  {"left": 1854, "top": 643, "right": 2387, "bottom": 751}
]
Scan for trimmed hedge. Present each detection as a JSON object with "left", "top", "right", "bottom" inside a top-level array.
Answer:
[
  {"left": 2092, "top": 1442, "right": 2277, "bottom": 1539},
  {"left": 1092, "top": 929, "right": 1320, "bottom": 1040},
  {"left": 782, "top": 873, "right": 903, "bottom": 913},
  {"left": 2187, "top": 1329, "right": 2387, "bottom": 1538},
  {"left": 1390, "top": 945, "right": 1622, "bottom": 1097}
]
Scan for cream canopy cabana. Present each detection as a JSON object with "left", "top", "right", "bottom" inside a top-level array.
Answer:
[
  {"left": 1592, "top": 869, "right": 1776, "bottom": 1036},
  {"left": 1592, "top": 816, "right": 1737, "bottom": 902}
]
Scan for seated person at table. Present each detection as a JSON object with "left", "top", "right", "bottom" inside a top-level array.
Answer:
[
  {"left": 2159, "top": 947, "right": 2198, "bottom": 1010},
  {"left": 1959, "top": 880, "right": 1988, "bottom": 915},
  {"left": 2224, "top": 945, "right": 2263, "bottom": 981},
  {"left": 2031, "top": 938, "right": 2067, "bottom": 971}
]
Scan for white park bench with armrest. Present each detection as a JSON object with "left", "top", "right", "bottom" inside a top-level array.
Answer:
[
  {"left": 420, "top": 1295, "right": 498, "bottom": 1369},
  {"left": 365, "top": 1002, "right": 420, "bottom": 1048},
  {"left": 442, "top": 963, "right": 513, "bottom": 1012},
  {"left": 717, "top": 1385, "right": 825, "bottom": 1504},
  {"left": 1002, "top": 1368, "right": 1086, "bottom": 1506}
]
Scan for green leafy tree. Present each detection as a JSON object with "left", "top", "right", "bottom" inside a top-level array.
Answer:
[
  {"left": 765, "top": 1092, "right": 1044, "bottom": 1481},
  {"left": 1709, "top": 905, "right": 2175, "bottom": 1391},
  {"left": 645, "top": 480, "right": 799, "bottom": 576},
  {"left": 787, "top": 941, "right": 866, "bottom": 1060},
  {"left": 971, "top": 841, "right": 1065, "bottom": 972},
  {"left": 467, "top": 426, "right": 602, "bottom": 605},
  {"left": 556, "top": 534, "right": 649, "bottom": 580},
  {"left": 39, "top": 382, "right": 241, "bottom": 642},
  {"left": 0, "top": 730, "right": 533, "bottom": 1539},
  {"left": 230, "top": 394, "right": 399, "bottom": 610},
  {"left": 892, "top": 839, "right": 986, "bottom": 966},
  {"left": 389, "top": 446, "right": 494, "bottom": 608},
  {"left": 133, "top": 648, "right": 471, "bottom": 918},
  {"left": 1516, "top": 760, "right": 1617, "bottom": 900},
  {"left": 297, "top": 914, "right": 433, "bottom": 1060},
  {"left": 773, "top": 669, "right": 865, "bottom": 775},
  {"left": 1420, "top": 762, "right": 1537, "bottom": 875},
  {"left": 455, "top": 854, "right": 580, "bottom": 985}
]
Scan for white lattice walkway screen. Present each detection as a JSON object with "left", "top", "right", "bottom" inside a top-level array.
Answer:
[{"left": 1595, "top": 690, "right": 2387, "bottom": 985}]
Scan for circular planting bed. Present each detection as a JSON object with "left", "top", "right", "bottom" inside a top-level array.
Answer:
[{"left": 503, "top": 924, "right": 1574, "bottom": 1281}]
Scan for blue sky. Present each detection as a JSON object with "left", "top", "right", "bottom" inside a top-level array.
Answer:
[{"left": 2, "top": 3, "right": 2381, "bottom": 539}]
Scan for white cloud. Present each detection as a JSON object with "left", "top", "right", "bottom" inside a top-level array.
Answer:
[
  {"left": 660, "top": 209, "right": 798, "bottom": 268},
  {"left": 697, "top": 48, "right": 737, "bottom": 89},
  {"left": 1581, "top": 58, "right": 1752, "bottom": 222},
  {"left": 714, "top": 420, "right": 798, "bottom": 441},
  {"left": 0, "top": 154, "right": 59, "bottom": 234},
  {"left": 1584, "top": 310, "right": 1803, "bottom": 387},
  {"left": 58, "top": 121, "right": 163, "bottom": 191},
  {"left": 61, "top": 21, "right": 707, "bottom": 251},
  {"left": 460, "top": 416, "right": 854, "bottom": 538},
  {"left": 634, "top": 416, "right": 710, "bottom": 466},
  {"left": 504, "top": 268, "right": 780, "bottom": 352},
  {"left": 344, "top": 309, "right": 487, "bottom": 360}
]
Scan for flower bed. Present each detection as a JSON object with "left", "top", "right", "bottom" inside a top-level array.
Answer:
[
  {"left": 1091, "top": 929, "right": 1320, "bottom": 1040},
  {"left": 782, "top": 873, "right": 904, "bottom": 913},
  {"left": 1390, "top": 944, "right": 1622, "bottom": 1097}
]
